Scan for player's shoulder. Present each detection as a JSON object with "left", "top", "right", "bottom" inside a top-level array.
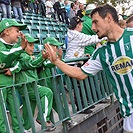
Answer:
[
  {"left": 91, "top": 44, "right": 107, "bottom": 59},
  {"left": 125, "top": 28, "right": 133, "bottom": 34},
  {"left": 122, "top": 28, "right": 133, "bottom": 38}
]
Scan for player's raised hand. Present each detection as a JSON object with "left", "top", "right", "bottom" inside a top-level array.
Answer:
[
  {"left": 45, "top": 44, "right": 58, "bottom": 63},
  {"left": 42, "top": 49, "right": 49, "bottom": 60},
  {"left": 20, "top": 32, "right": 28, "bottom": 49}
]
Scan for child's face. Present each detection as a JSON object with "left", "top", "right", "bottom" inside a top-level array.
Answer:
[
  {"left": 77, "top": 22, "right": 83, "bottom": 32},
  {"left": 127, "top": 21, "right": 133, "bottom": 28},
  {"left": 25, "top": 43, "right": 34, "bottom": 56},
  {"left": 4, "top": 27, "right": 20, "bottom": 44}
]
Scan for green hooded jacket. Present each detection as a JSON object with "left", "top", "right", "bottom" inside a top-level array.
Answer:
[
  {"left": 0, "top": 40, "right": 23, "bottom": 87},
  {"left": 15, "top": 52, "right": 44, "bottom": 85},
  {"left": 82, "top": 15, "right": 96, "bottom": 55}
]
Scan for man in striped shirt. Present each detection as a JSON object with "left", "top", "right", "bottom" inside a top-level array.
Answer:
[{"left": 45, "top": 4, "right": 133, "bottom": 132}]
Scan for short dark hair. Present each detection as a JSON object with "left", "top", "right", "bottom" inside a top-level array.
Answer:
[
  {"left": 90, "top": 4, "right": 119, "bottom": 24},
  {"left": 71, "top": 3, "right": 75, "bottom": 9},
  {"left": 69, "top": 16, "right": 83, "bottom": 30}
]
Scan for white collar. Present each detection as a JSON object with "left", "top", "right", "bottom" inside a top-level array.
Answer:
[{"left": 0, "top": 38, "right": 14, "bottom": 46}]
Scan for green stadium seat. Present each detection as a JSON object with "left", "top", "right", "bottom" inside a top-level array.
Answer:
[
  {"left": 39, "top": 26, "right": 50, "bottom": 34},
  {"left": 21, "top": 19, "right": 31, "bottom": 25},
  {"left": 22, "top": 27, "right": 31, "bottom": 34},
  {"left": 23, "top": 15, "right": 32, "bottom": 20},
  {"left": 38, "top": 21, "right": 48, "bottom": 27},
  {"left": 28, "top": 26, "right": 40, "bottom": 35},
  {"left": 30, "top": 20, "right": 40, "bottom": 26},
  {"left": 37, "top": 33, "right": 47, "bottom": 44},
  {"left": 49, "top": 29, "right": 56, "bottom": 37},
  {"left": 34, "top": 43, "right": 39, "bottom": 51}
]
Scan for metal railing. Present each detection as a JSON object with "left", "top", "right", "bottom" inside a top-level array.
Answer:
[{"left": 0, "top": 57, "right": 114, "bottom": 133}]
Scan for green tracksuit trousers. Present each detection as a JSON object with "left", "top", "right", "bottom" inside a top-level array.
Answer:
[
  {"left": 0, "top": 88, "right": 22, "bottom": 133},
  {"left": 18, "top": 84, "right": 53, "bottom": 130}
]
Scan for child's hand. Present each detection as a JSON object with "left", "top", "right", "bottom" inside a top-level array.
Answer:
[
  {"left": 20, "top": 32, "right": 28, "bottom": 49},
  {"left": 42, "top": 50, "right": 49, "bottom": 60},
  {"left": 57, "top": 48, "right": 63, "bottom": 59},
  {"left": 4, "top": 68, "right": 12, "bottom": 76}
]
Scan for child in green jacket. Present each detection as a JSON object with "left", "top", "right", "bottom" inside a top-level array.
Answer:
[
  {"left": 38, "top": 37, "right": 77, "bottom": 127},
  {"left": 38, "top": 37, "right": 63, "bottom": 90},
  {"left": 15, "top": 34, "right": 55, "bottom": 131},
  {"left": 0, "top": 18, "right": 28, "bottom": 133}
]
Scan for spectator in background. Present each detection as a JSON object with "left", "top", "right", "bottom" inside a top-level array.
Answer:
[
  {"left": 21, "top": 0, "right": 28, "bottom": 12},
  {"left": 37, "top": 0, "right": 46, "bottom": 17},
  {"left": 11, "top": 0, "right": 23, "bottom": 21},
  {"left": 42, "top": 0, "right": 46, "bottom": 3},
  {"left": 0, "top": 0, "right": 12, "bottom": 18},
  {"left": 65, "top": 16, "right": 106, "bottom": 65},
  {"left": 82, "top": 4, "right": 100, "bottom": 55},
  {"left": 118, "top": 19, "right": 126, "bottom": 29},
  {"left": 45, "top": 0, "right": 55, "bottom": 19},
  {"left": 69, "top": 2, "right": 77, "bottom": 19},
  {"left": 53, "top": 0, "right": 69, "bottom": 25},
  {"left": 64, "top": 0, "right": 70, "bottom": 19},
  {"left": 74, "top": 0, "right": 79, "bottom": 13},
  {"left": 77, "top": 3, "right": 85, "bottom": 18},
  {"left": 27, "top": 0, "right": 37, "bottom": 13},
  {"left": 126, "top": 15, "right": 133, "bottom": 28}
]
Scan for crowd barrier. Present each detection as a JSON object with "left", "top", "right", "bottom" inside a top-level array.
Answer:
[{"left": 0, "top": 57, "right": 114, "bottom": 133}]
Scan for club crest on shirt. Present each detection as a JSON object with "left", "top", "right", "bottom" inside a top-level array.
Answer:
[
  {"left": 124, "top": 42, "right": 130, "bottom": 50},
  {"left": 111, "top": 56, "right": 133, "bottom": 75}
]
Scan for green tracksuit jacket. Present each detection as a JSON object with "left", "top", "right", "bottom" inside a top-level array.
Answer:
[
  {"left": 15, "top": 52, "right": 53, "bottom": 130},
  {"left": 0, "top": 40, "right": 23, "bottom": 87},
  {"left": 82, "top": 15, "right": 96, "bottom": 55},
  {"left": 0, "top": 39, "right": 24, "bottom": 133},
  {"left": 37, "top": 59, "right": 67, "bottom": 114}
]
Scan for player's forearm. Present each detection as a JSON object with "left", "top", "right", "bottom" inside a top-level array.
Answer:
[{"left": 53, "top": 59, "right": 87, "bottom": 80}]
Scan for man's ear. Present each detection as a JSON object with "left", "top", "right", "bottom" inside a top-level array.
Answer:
[{"left": 106, "top": 13, "right": 113, "bottom": 23}]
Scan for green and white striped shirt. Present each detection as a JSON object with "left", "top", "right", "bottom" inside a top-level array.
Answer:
[{"left": 81, "top": 28, "right": 133, "bottom": 117}]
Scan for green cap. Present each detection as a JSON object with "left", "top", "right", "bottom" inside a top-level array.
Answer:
[
  {"left": 85, "top": 4, "right": 96, "bottom": 15},
  {"left": 0, "top": 19, "right": 27, "bottom": 33},
  {"left": 25, "top": 33, "right": 39, "bottom": 43},
  {"left": 85, "top": 10, "right": 92, "bottom": 15},
  {"left": 43, "top": 37, "right": 63, "bottom": 46}
]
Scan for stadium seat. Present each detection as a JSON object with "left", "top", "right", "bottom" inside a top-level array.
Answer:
[
  {"left": 28, "top": 26, "right": 40, "bottom": 35},
  {"left": 36, "top": 33, "right": 47, "bottom": 44},
  {"left": 22, "top": 27, "right": 31, "bottom": 34},
  {"left": 39, "top": 26, "right": 50, "bottom": 34},
  {"left": 49, "top": 29, "right": 56, "bottom": 37},
  {"left": 23, "top": 15, "right": 31, "bottom": 20},
  {"left": 21, "top": 19, "right": 31, "bottom": 25},
  {"left": 30, "top": 20, "right": 40, "bottom": 26},
  {"left": 38, "top": 21, "right": 48, "bottom": 27}
]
